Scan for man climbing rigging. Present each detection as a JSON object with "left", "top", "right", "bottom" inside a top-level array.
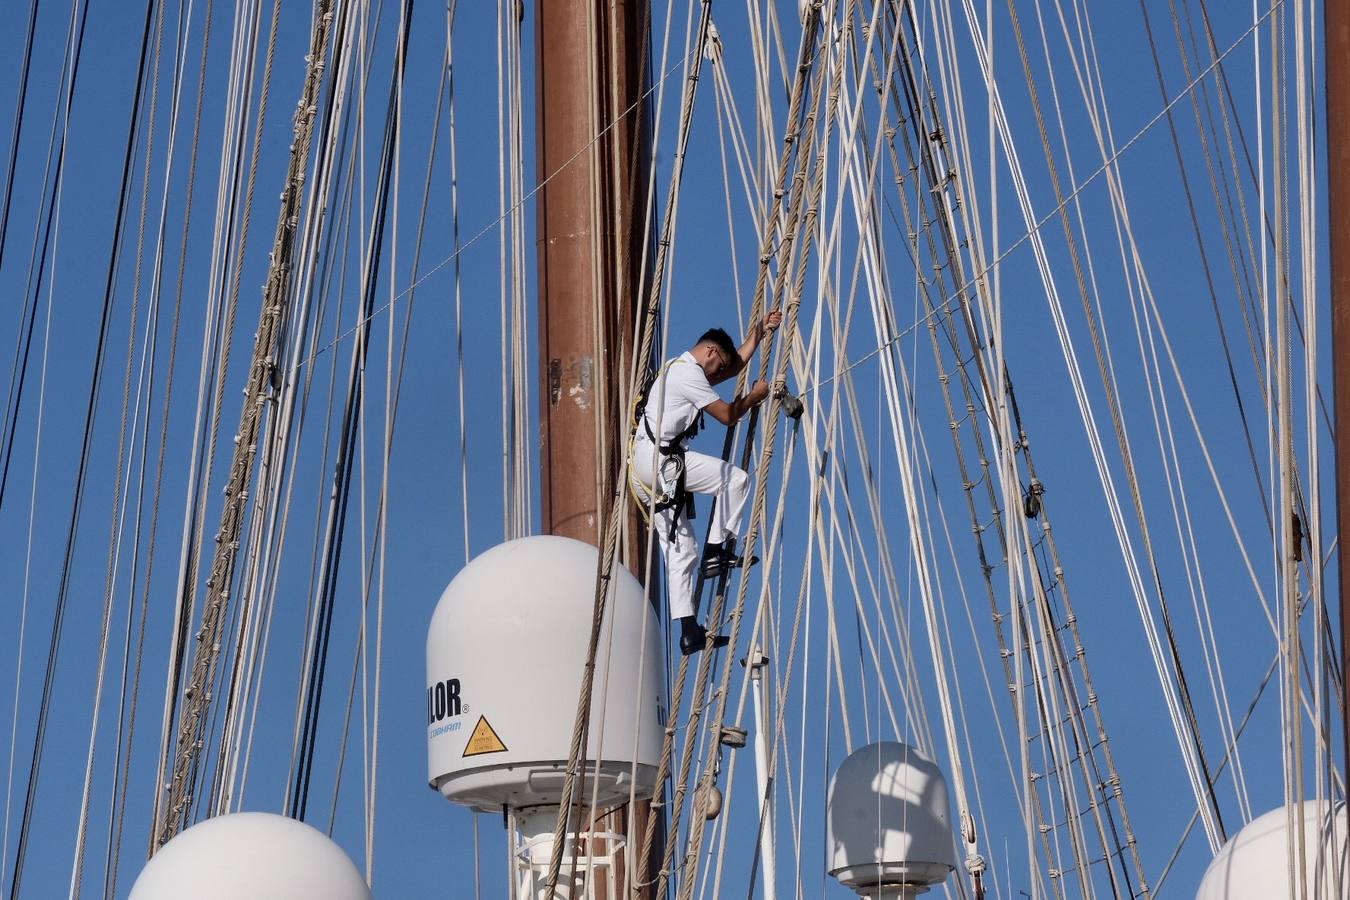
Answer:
[{"left": 629, "top": 309, "right": 783, "bottom": 655}]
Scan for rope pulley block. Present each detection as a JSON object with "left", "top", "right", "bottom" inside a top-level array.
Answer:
[
  {"left": 703, "top": 22, "right": 722, "bottom": 60},
  {"left": 774, "top": 382, "right": 805, "bottom": 420},
  {"left": 1022, "top": 479, "right": 1044, "bottom": 518},
  {"left": 718, "top": 724, "right": 748, "bottom": 749}
]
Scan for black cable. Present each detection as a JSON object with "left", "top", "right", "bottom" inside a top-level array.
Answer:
[
  {"left": 8, "top": 1, "right": 157, "bottom": 895},
  {"left": 105, "top": 0, "right": 216, "bottom": 884},
  {"left": 288, "top": 0, "right": 416, "bottom": 820},
  {"left": 0, "top": 0, "right": 43, "bottom": 520},
  {"left": 0, "top": 0, "right": 39, "bottom": 271},
  {"left": 0, "top": 0, "right": 86, "bottom": 524}
]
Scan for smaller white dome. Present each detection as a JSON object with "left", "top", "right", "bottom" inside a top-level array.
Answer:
[
  {"left": 826, "top": 741, "right": 956, "bottom": 892},
  {"left": 129, "top": 812, "right": 371, "bottom": 900},
  {"left": 1195, "top": 801, "right": 1347, "bottom": 899}
]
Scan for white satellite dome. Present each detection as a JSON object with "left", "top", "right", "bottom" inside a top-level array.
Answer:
[
  {"left": 826, "top": 741, "right": 956, "bottom": 895},
  {"left": 1195, "top": 801, "right": 1348, "bottom": 899},
  {"left": 128, "top": 812, "right": 371, "bottom": 899},
  {"left": 426, "top": 535, "right": 665, "bottom": 811}
]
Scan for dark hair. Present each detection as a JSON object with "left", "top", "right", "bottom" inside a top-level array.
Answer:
[{"left": 697, "top": 328, "right": 736, "bottom": 360}]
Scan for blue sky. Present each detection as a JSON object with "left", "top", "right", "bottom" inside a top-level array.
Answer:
[{"left": 0, "top": 0, "right": 1334, "bottom": 898}]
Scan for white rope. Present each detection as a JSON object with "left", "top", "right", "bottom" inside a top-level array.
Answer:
[
  {"left": 1025, "top": 0, "right": 1246, "bottom": 873},
  {"left": 159, "top": 0, "right": 337, "bottom": 838},
  {"left": 236, "top": 0, "right": 364, "bottom": 812},
  {"left": 957, "top": 0, "right": 1229, "bottom": 851},
  {"left": 5, "top": 169, "right": 61, "bottom": 900},
  {"left": 151, "top": 0, "right": 265, "bottom": 836},
  {"left": 103, "top": 0, "right": 206, "bottom": 870},
  {"left": 1051, "top": 0, "right": 1258, "bottom": 825},
  {"left": 1, "top": 0, "right": 84, "bottom": 882},
  {"left": 72, "top": 1, "right": 171, "bottom": 877}
]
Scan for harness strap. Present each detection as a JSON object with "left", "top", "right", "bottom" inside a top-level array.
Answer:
[
  {"left": 639, "top": 418, "right": 696, "bottom": 539},
  {"left": 637, "top": 360, "right": 705, "bottom": 539}
]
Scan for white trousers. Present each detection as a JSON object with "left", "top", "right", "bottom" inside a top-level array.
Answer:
[{"left": 630, "top": 436, "right": 750, "bottom": 619}]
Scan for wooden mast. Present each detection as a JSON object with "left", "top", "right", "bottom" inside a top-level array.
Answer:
[
  {"left": 534, "top": 0, "right": 656, "bottom": 894},
  {"left": 1325, "top": 0, "right": 1350, "bottom": 779},
  {"left": 535, "top": 6, "right": 648, "bottom": 551}
]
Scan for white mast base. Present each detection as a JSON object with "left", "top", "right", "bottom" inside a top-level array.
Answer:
[{"left": 514, "top": 806, "right": 625, "bottom": 900}]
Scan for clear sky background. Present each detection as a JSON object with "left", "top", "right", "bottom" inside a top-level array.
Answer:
[{"left": 0, "top": 0, "right": 1333, "bottom": 898}]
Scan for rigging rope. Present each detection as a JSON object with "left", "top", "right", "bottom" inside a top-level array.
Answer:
[
  {"left": 157, "top": 0, "right": 338, "bottom": 842},
  {"left": 541, "top": 1, "right": 723, "bottom": 893},
  {"left": 674, "top": 9, "right": 833, "bottom": 897},
  {"left": 7, "top": 2, "right": 155, "bottom": 893},
  {"left": 628, "top": 8, "right": 829, "bottom": 897},
  {"left": 287, "top": 0, "right": 415, "bottom": 822}
]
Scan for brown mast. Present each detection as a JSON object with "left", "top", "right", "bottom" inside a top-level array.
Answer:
[
  {"left": 1326, "top": 1, "right": 1350, "bottom": 779},
  {"left": 535, "top": 0, "right": 656, "bottom": 894},
  {"left": 536, "top": 0, "right": 649, "bottom": 549}
]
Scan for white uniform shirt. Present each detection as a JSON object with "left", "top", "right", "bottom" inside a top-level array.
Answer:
[{"left": 642, "top": 352, "right": 720, "bottom": 447}]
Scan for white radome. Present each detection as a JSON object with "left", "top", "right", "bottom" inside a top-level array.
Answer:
[
  {"left": 826, "top": 741, "right": 956, "bottom": 894},
  {"left": 426, "top": 535, "right": 666, "bottom": 811},
  {"left": 1195, "top": 801, "right": 1348, "bottom": 899},
  {"left": 128, "top": 812, "right": 371, "bottom": 899}
]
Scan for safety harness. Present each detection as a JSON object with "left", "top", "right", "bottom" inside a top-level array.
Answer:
[{"left": 630, "top": 359, "right": 704, "bottom": 539}]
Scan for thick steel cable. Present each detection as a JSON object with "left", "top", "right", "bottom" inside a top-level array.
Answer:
[
  {"left": 495, "top": 0, "right": 510, "bottom": 540},
  {"left": 260, "top": 0, "right": 368, "bottom": 824},
  {"left": 1268, "top": 13, "right": 1305, "bottom": 894},
  {"left": 157, "top": 0, "right": 338, "bottom": 842},
  {"left": 230, "top": 0, "right": 377, "bottom": 818}
]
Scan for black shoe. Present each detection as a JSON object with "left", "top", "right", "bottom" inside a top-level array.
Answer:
[
  {"left": 699, "top": 543, "right": 758, "bottom": 579},
  {"left": 679, "top": 621, "right": 730, "bottom": 656}
]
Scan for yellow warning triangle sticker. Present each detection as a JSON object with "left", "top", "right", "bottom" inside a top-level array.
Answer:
[{"left": 462, "top": 715, "right": 508, "bottom": 757}]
